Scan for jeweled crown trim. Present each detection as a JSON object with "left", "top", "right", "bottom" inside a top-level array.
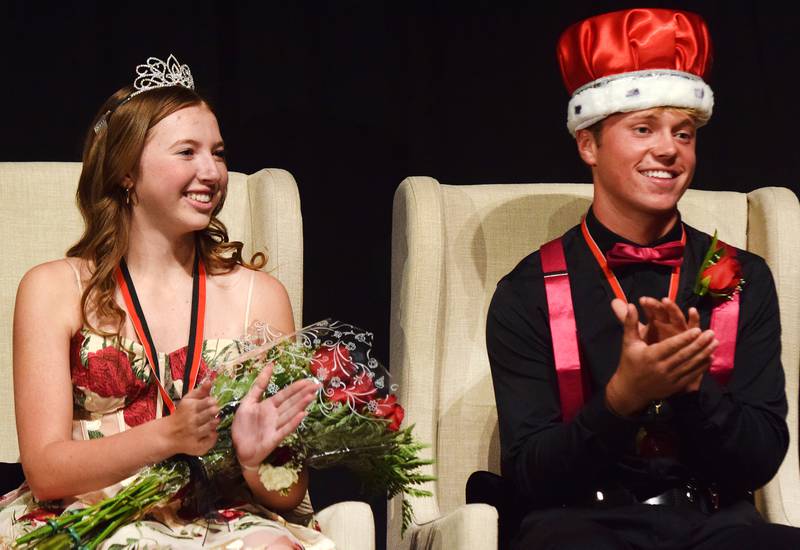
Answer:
[{"left": 93, "top": 54, "right": 195, "bottom": 134}]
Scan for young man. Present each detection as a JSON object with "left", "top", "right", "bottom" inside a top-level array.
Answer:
[{"left": 486, "top": 8, "right": 800, "bottom": 549}]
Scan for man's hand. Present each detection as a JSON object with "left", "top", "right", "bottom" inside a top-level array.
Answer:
[
  {"left": 605, "top": 301, "right": 717, "bottom": 416},
  {"left": 635, "top": 297, "right": 707, "bottom": 392},
  {"left": 611, "top": 297, "right": 700, "bottom": 344}
]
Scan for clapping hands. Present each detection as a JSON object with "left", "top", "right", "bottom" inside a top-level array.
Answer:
[{"left": 605, "top": 297, "right": 717, "bottom": 416}]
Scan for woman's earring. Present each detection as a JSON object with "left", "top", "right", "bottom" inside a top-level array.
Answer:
[{"left": 125, "top": 187, "right": 131, "bottom": 205}]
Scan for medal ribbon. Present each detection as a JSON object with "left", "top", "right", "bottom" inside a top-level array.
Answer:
[
  {"left": 580, "top": 217, "right": 685, "bottom": 303},
  {"left": 115, "top": 249, "right": 206, "bottom": 414}
]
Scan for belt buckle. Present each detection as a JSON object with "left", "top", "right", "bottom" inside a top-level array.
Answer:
[
  {"left": 642, "top": 492, "right": 671, "bottom": 506},
  {"left": 686, "top": 481, "right": 720, "bottom": 513}
]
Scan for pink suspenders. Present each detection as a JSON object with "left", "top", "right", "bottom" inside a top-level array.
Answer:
[
  {"left": 708, "top": 295, "right": 740, "bottom": 386},
  {"left": 540, "top": 236, "right": 739, "bottom": 421},
  {"left": 540, "top": 239, "right": 584, "bottom": 422}
]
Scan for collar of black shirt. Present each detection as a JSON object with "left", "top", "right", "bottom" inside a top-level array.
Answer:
[{"left": 585, "top": 206, "right": 684, "bottom": 255}]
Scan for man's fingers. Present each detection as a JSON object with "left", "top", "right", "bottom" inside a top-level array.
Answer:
[
  {"left": 640, "top": 297, "right": 666, "bottom": 325},
  {"left": 656, "top": 329, "right": 715, "bottom": 369},
  {"left": 611, "top": 298, "right": 628, "bottom": 324},
  {"left": 661, "top": 298, "right": 688, "bottom": 330},
  {"left": 687, "top": 307, "right": 701, "bottom": 330},
  {"left": 622, "top": 303, "right": 642, "bottom": 343},
  {"left": 673, "top": 339, "right": 717, "bottom": 383},
  {"left": 651, "top": 326, "right": 704, "bottom": 360}
]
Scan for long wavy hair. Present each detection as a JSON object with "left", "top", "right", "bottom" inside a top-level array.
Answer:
[{"left": 67, "top": 85, "right": 265, "bottom": 336}]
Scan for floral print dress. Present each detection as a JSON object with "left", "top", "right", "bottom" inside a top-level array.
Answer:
[{"left": 0, "top": 329, "right": 335, "bottom": 550}]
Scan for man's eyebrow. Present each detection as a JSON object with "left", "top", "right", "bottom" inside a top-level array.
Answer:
[
  {"left": 627, "top": 113, "right": 695, "bottom": 128},
  {"left": 627, "top": 113, "right": 659, "bottom": 123}
]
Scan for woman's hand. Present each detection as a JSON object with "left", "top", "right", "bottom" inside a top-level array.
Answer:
[
  {"left": 232, "top": 364, "right": 319, "bottom": 470},
  {"left": 166, "top": 379, "right": 220, "bottom": 456}
]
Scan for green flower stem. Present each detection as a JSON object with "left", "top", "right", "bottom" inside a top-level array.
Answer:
[
  {"left": 30, "top": 532, "right": 72, "bottom": 550},
  {"left": 16, "top": 507, "right": 93, "bottom": 545},
  {"left": 16, "top": 471, "right": 181, "bottom": 549},
  {"left": 84, "top": 513, "right": 131, "bottom": 550}
]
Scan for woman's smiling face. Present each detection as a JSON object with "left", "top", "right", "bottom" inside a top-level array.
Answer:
[{"left": 128, "top": 103, "right": 228, "bottom": 237}]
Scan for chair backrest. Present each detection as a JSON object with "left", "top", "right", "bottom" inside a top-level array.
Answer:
[
  {"left": 388, "top": 177, "right": 800, "bottom": 540},
  {"left": 0, "top": 162, "right": 304, "bottom": 462}
]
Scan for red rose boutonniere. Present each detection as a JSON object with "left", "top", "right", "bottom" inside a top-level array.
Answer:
[{"left": 693, "top": 231, "right": 745, "bottom": 300}]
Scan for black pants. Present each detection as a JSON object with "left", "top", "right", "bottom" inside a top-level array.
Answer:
[{"left": 513, "top": 501, "right": 800, "bottom": 550}]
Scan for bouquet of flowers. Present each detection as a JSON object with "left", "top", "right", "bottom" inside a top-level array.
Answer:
[{"left": 16, "top": 321, "right": 433, "bottom": 549}]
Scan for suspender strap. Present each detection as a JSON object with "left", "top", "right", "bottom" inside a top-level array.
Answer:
[
  {"left": 708, "top": 251, "right": 740, "bottom": 387},
  {"left": 540, "top": 238, "right": 583, "bottom": 422}
]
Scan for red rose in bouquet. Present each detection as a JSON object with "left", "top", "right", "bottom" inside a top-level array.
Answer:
[
  {"left": 311, "top": 344, "right": 357, "bottom": 383},
  {"left": 371, "top": 395, "right": 405, "bottom": 431},
  {"left": 329, "top": 373, "right": 377, "bottom": 406}
]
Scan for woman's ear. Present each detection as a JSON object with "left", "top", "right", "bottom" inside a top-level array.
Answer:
[{"left": 576, "top": 129, "right": 598, "bottom": 167}]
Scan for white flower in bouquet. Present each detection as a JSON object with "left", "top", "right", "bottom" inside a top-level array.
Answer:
[{"left": 257, "top": 463, "right": 300, "bottom": 492}]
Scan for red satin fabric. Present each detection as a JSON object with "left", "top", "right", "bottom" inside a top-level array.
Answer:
[
  {"left": 605, "top": 240, "right": 685, "bottom": 269},
  {"left": 557, "top": 8, "right": 713, "bottom": 94},
  {"left": 540, "top": 239, "right": 584, "bottom": 423},
  {"left": 709, "top": 292, "right": 739, "bottom": 386}
]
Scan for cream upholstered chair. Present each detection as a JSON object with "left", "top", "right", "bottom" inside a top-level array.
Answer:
[
  {"left": 388, "top": 177, "right": 800, "bottom": 549},
  {"left": 0, "top": 162, "right": 374, "bottom": 550}
]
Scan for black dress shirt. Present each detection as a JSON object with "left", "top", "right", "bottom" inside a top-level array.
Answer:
[{"left": 486, "top": 208, "right": 788, "bottom": 507}]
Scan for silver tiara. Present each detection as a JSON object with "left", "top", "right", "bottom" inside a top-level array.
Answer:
[{"left": 93, "top": 54, "right": 195, "bottom": 134}]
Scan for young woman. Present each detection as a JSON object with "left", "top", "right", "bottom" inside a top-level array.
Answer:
[{"left": 0, "top": 55, "right": 333, "bottom": 549}]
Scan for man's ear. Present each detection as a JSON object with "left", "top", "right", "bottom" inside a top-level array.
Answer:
[{"left": 576, "top": 129, "right": 598, "bottom": 167}]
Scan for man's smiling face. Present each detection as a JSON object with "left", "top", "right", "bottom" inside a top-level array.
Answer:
[{"left": 578, "top": 107, "right": 697, "bottom": 221}]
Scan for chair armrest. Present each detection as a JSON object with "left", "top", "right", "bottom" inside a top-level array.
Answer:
[
  {"left": 405, "top": 503, "right": 498, "bottom": 550},
  {"left": 748, "top": 187, "right": 800, "bottom": 526},
  {"left": 316, "top": 501, "right": 375, "bottom": 550}
]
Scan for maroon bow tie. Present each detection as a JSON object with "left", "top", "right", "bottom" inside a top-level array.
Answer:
[{"left": 605, "top": 240, "right": 685, "bottom": 269}]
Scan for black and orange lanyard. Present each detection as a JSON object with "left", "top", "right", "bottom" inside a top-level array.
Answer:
[
  {"left": 115, "top": 250, "right": 206, "bottom": 414},
  {"left": 580, "top": 217, "right": 685, "bottom": 303}
]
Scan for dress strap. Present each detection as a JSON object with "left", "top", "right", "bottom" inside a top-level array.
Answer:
[
  {"left": 65, "top": 259, "right": 83, "bottom": 293},
  {"left": 243, "top": 269, "right": 256, "bottom": 334}
]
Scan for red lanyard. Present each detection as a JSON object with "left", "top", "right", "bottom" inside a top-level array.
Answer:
[
  {"left": 115, "top": 251, "right": 206, "bottom": 414},
  {"left": 580, "top": 217, "right": 685, "bottom": 303}
]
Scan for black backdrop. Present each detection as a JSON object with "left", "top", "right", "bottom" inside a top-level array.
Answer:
[{"left": 2, "top": 1, "right": 799, "bottom": 548}]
